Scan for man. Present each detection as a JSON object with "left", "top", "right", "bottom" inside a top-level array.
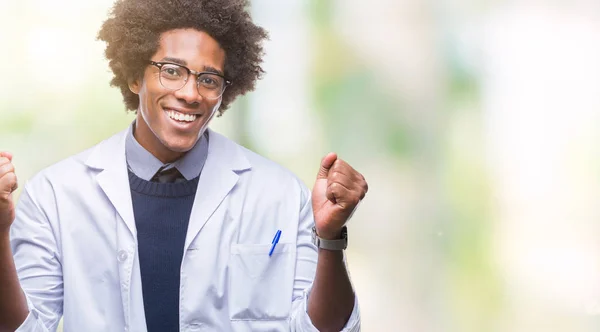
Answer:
[{"left": 0, "top": 0, "right": 368, "bottom": 331}]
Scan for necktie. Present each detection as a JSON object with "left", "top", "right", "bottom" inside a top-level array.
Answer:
[{"left": 151, "top": 166, "right": 185, "bottom": 183}]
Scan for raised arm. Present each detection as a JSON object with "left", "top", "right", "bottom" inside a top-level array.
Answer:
[
  {"left": 307, "top": 153, "right": 368, "bottom": 331},
  {"left": 0, "top": 152, "right": 28, "bottom": 331}
]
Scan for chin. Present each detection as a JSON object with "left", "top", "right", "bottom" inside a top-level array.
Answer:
[
  {"left": 157, "top": 134, "right": 196, "bottom": 153},
  {"left": 166, "top": 141, "right": 196, "bottom": 153}
]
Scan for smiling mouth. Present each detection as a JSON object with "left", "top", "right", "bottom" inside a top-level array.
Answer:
[{"left": 165, "top": 108, "right": 199, "bottom": 122}]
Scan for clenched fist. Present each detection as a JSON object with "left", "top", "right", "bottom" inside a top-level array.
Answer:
[
  {"left": 0, "top": 152, "right": 18, "bottom": 233},
  {"left": 311, "top": 153, "right": 368, "bottom": 240}
]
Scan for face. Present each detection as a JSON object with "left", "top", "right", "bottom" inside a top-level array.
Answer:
[{"left": 130, "top": 29, "right": 226, "bottom": 164}]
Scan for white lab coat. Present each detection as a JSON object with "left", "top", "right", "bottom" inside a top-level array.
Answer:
[{"left": 10, "top": 128, "right": 360, "bottom": 332}]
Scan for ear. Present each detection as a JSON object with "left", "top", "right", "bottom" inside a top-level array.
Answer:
[{"left": 128, "top": 78, "right": 141, "bottom": 94}]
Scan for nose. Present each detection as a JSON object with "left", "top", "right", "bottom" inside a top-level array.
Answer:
[{"left": 173, "top": 77, "right": 202, "bottom": 105}]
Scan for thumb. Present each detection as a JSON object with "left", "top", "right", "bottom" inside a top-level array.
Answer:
[
  {"left": 0, "top": 152, "right": 12, "bottom": 162},
  {"left": 316, "top": 152, "right": 337, "bottom": 180}
]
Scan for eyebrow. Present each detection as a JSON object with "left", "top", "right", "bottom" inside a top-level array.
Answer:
[
  {"left": 159, "top": 57, "right": 225, "bottom": 76},
  {"left": 202, "top": 66, "right": 224, "bottom": 76}
]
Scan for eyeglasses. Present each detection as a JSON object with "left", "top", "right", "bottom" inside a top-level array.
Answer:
[{"left": 149, "top": 61, "right": 231, "bottom": 100}]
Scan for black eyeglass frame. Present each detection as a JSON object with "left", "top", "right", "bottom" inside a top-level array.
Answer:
[{"left": 148, "top": 60, "right": 232, "bottom": 99}]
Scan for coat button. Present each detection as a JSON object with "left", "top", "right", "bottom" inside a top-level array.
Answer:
[{"left": 117, "top": 250, "right": 128, "bottom": 262}]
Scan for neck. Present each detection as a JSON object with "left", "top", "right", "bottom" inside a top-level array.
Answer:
[{"left": 134, "top": 116, "right": 185, "bottom": 164}]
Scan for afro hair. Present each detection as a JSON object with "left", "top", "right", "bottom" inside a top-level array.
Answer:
[{"left": 97, "top": 0, "right": 268, "bottom": 115}]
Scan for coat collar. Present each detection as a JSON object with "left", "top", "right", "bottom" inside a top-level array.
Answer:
[
  {"left": 85, "top": 126, "right": 251, "bottom": 173},
  {"left": 84, "top": 126, "right": 252, "bottom": 238}
]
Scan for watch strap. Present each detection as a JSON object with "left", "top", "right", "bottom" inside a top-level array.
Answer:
[{"left": 312, "top": 226, "right": 348, "bottom": 250}]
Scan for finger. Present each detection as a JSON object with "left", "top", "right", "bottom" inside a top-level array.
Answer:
[
  {"left": 329, "top": 159, "right": 351, "bottom": 176},
  {"left": 326, "top": 182, "right": 341, "bottom": 204},
  {"left": 0, "top": 157, "right": 10, "bottom": 168},
  {"left": 316, "top": 152, "right": 338, "bottom": 180},
  {"left": 0, "top": 172, "right": 17, "bottom": 196},
  {"left": 330, "top": 159, "right": 364, "bottom": 181},
  {"left": 329, "top": 182, "right": 362, "bottom": 210},
  {"left": 0, "top": 162, "right": 14, "bottom": 179},
  {"left": 325, "top": 181, "right": 337, "bottom": 203},
  {"left": 328, "top": 171, "right": 359, "bottom": 191},
  {"left": 0, "top": 152, "right": 12, "bottom": 162},
  {"left": 328, "top": 179, "right": 366, "bottom": 204},
  {"left": 328, "top": 160, "right": 367, "bottom": 189},
  {"left": 327, "top": 182, "right": 361, "bottom": 206},
  {"left": 11, "top": 173, "right": 18, "bottom": 192}
]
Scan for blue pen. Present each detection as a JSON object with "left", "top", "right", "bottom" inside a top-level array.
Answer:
[{"left": 269, "top": 230, "right": 282, "bottom": 257}]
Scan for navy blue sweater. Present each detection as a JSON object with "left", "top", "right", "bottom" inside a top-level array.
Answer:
[{"left": 128, "top": 170, "right": 199, "bottom": 332}]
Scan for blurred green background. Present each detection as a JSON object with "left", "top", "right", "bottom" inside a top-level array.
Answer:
[{"left": 2, "top": 0, "right": 600, "bottom": 331}]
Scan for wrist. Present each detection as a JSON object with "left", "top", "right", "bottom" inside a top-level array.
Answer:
[
  {"left": 314, "top": 227, "right": 343, "bottom": 240},
  {"left": 0, "top": 229, "right": 10, "bottom": 244},
  {"left": 312, "top": 226, "right": 348, "bottom": 251},
  {"left": 0, "top": 227, "right": 10, "bottom": 238}
]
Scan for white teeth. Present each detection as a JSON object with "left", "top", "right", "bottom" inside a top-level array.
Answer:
[{"left": 166, "top": 109, "right": 197, "bottom": 122}]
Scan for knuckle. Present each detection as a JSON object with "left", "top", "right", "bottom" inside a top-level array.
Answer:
[
  {"left": 331, "top": 171, "right": 342, "bottom": 181},
  {"left": 6, "top": 172, "right": 16, "bottom": 184},
  {"left": 332, "top": 159, "right": 346, "bottom": 170},
  {"left": 0, "top": 163, "right": 14, "bottom": 177},
  {"left": 2, "top": 172, "right": 16, "bottom": 187},
  {"left": 336, "top": 160, "right": 348, "bottom": 170}
]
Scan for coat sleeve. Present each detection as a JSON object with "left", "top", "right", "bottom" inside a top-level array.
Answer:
[
  {"left": 289, "top": 185, "right": 361, "bottom": 331},
  {"left": 11, "top": 182, "right": 64, "bottom": 332}
]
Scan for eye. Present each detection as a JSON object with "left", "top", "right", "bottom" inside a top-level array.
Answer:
[
  {"left": 198, "top": 74, "right": 222, "bottom": 90},
  {"left": 160, "top": 64, "right": 185, "bottom": 80},
  {"left": 165, "top": 68, "right": 178, "bottom": 76}
]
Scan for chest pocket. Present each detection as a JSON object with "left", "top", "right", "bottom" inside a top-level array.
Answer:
[{"left": 229, "top": 243, "right": 296, "bottom": 320}]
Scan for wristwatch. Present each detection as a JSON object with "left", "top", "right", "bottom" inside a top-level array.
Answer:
[{"left": 311, "top": 226, "right": 348, "bottom": 250}]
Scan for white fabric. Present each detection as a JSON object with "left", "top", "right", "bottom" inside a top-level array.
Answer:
[{"left": 10, "top": 127, "right": 360, "bottom": 332}]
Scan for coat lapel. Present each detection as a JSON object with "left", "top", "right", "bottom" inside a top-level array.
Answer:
[
  {"left": 183, "top": 129, "right": 251, "bottom": 251},
  {"left": 85, "top": 128, "right": 137, "bottom": 238},
  {"left": 84, "top": 127, "right": 139, "bottom": 328},
  {"left": 84, "top": 127, "right": 252, "bottom": 255}
]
